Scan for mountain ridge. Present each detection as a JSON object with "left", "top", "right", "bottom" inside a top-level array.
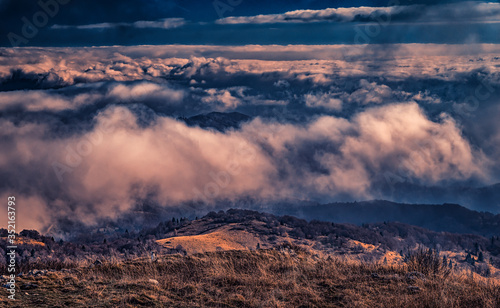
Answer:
[
  {"left": 180, "top": 111, "right": 251, "bottom": 131},
  {"left": 271, "top": 200, "right": 500, "bottom": 237}
]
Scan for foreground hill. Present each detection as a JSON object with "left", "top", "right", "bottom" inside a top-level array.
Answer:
[
  {"left": 2, "top": 209, "right": 500, "bottom": 279},
  {"left": 152, "top": 209, "right": 500, "bottom": 278},
  {"left": 1, "top": 247, "right": 499, "bottom": 308},
  {"left": 2, "top": 209, "right": 500, "bottom": 307}
]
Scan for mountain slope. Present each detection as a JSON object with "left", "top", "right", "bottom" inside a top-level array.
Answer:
[
  {"left": 181, "top": 111, "right": 251, "bottom": 131},
  {"left": 157, "top": 223, "right": 261, "bottom": 254},
  {"left": 149, "top": 209, "right": 500, "bottom": 279},
  {"left": 275, "top": 201, "right": 500, "bottom": 237}
]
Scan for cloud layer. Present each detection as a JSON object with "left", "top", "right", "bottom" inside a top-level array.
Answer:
[{"left": 1, "top": 43, "right": 499, "bottom": 231}]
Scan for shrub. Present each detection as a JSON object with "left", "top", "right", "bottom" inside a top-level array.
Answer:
[
  {"left": 404, "top": 248, "right": 451, "bottom": 278},
  {"left": 20, "top": 229, "right": 41, "bottom": 239}
]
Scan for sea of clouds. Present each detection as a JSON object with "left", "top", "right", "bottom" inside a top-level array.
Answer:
[{"left": 1, "top": 44, "right": 499, "bottom": 231}]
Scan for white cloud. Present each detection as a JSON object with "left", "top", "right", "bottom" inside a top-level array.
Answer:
[
  {"left": 107, "top": 82, "right": 185, "bottom": 103},
  {"left": 216, "top": 6, "right": 396, "bottom": 24},
  {"left": 52, "top": 18, "right": 186, "bottom": 30},
  {"left": 200, "top": 87, "right": 287, "bottom": 111},
  {"left": 202, "top": 88, "right": 242, "bottom": 110},
  {"left": 0, "top": 82, "right": 185, "bottom": 112},
  {"left": 216, "top": 2, "right": 500, "bottom": 25},
  {"left": 304, "top": 92, "right": 342, "bottom": 110},
  {"left": 347, "top": 79, "right": 393, "bottom": 105}
]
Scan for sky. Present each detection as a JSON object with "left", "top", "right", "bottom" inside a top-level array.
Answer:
[
  {"left": 1, "top": 0, "right": 500, "bottom": 46},
  {"left": 0, "top": 0, "right": 499, "bottom": 232}
]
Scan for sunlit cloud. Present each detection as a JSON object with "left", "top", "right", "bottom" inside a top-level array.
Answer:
[{"left": 216, "top": 2, "right": 500, "bottom": 25}]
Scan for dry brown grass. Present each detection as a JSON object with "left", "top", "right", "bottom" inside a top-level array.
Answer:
[
  {"left": 1, "top": 246, "right": 499, "bottom": 307},
  {"left": 156, "top": 224, "right": 261, "bottom": 254}
]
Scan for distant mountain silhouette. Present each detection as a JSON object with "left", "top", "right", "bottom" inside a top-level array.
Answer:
[
  {"left": 278, "top": 200, "right": 500, "bottom": 237},
  {"left": 378, "top": 182, "right": 500, "bottom": 213},
  {"left": 181, "top": 112, "right": 251, "bottom": 131}
]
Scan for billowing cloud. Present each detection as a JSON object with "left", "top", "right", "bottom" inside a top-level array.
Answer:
[
  {"left": 0, "top": 102, "right": 493, "bottom": 231},
  {"left": 107, "top": 82, "right": 185, "bottom": 103},
  {"left": 202, "top": 88, "right": 243, "bottom": 110},
  {"left": 346, "top": 79, "right": 394, "bottom": 105},
  {"left": 304, "top": 92, "right": 342, "bottom": 110}
]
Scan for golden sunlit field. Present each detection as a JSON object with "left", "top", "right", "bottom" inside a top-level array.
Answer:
[{"left": 157, "top": 224, "right": 261, "bottom": 254}]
